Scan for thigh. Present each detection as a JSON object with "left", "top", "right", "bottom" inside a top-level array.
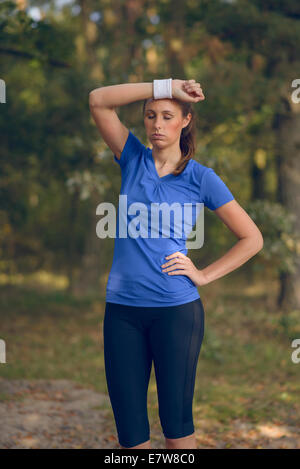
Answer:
[
  {"left": 103, "top": 302, "right": 153, "bottom": 447},
  {"left": 149, "top": 298, "right": 205, "bottom": 438}
]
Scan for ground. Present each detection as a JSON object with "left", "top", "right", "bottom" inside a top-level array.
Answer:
[{"left": 0, "top": 377, "right": 299, "bottom": 449}]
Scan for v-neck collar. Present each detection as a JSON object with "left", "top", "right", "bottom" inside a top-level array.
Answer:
[{"left": 148, "top": 149, "right": 191, "bottom": 182}]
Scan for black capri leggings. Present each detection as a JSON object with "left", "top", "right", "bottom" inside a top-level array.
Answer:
[{"left": 103, "top": 298, "right": 205, "bottom": 448}]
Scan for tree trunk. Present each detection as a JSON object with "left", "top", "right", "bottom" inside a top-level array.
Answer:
[
  {"left": 71, "top": 188, "right": 103, "bottom": 296},
  {"left": 66, "top": 187, "right": 80, "bottom": 294},
  {"left": 251, "top": 162, "right": 265, "bottom": 200},
  {"left": 274, "top": 101, "right": 300, "bottom": 311},
  {"left": 71, "top": 0, "right": 102, "bottom": 296}
]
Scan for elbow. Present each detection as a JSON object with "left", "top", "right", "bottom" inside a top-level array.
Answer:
[
  {"left": 88, "top": 90, "right": 97, "bottom": 109},
  {"left": 253, "top": 232, "right": 264, "bottom": 253},
  {"left": 241, "top": 232, "right": 263, "bottom": 255},
  {"left": 89, "top": 89, "right": 103, "bottom": 109}
]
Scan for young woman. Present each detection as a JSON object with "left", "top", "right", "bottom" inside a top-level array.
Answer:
[{"left": 89, "top": 79, "right": 263, "bottom": 450}]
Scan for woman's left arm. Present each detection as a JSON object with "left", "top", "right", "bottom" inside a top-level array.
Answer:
[{"left": 198, "top": 199, "right": 264, "bottom": 286}]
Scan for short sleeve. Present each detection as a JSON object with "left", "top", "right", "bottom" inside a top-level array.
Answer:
[
  {"left": 114, "top": 130, "right": 145, "bottom": 170},
  {"left": 201, "top": 168, "right": 234, "bottom": 210}
]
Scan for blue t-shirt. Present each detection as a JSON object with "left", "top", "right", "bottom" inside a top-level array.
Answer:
[{"left": 105, "top": 130, "right": 234, "bottom": 307}]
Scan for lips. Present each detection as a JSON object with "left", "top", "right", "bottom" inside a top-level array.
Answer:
[{"left": 152, "top": 134, "right": 164, "bottom": 138}]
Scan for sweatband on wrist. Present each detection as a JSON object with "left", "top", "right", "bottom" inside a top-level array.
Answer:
[{"left": 153, "top": 78, "right": 172, "bottom": 99}]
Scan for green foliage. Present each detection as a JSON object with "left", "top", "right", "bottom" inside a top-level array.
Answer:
[
  {"left": 0, "top": 0, "right": 74, "bottom": 65},
  {"left": 0, "top": 0, "right": 299, "bottom": 297},
  {"left": 245, "top": 199, "right": 300, "bottom": 274}
]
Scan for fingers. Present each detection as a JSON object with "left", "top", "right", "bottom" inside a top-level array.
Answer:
[
  {"left": 161, "top": 255, "right": 188, "bottom": 273},
  {"left": 162, "top": 262, "right": 185, "bottom": 274},
  {"left": 183, "top": 80, "right": 205, "bottom": 101},
  {"left": 184, "top": 82, "right": 203, "bottom": 93},
  {"left": 184, "top": 79, "right": 200, "bottom": 87}
]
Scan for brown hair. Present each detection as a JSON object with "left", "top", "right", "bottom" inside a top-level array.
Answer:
[{"left": 142, "top": 98, "right": 197, "bottom": 176}]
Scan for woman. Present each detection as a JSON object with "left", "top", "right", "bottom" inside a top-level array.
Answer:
[{"left": 89, "top": 79, "right": 263, "bottom": 449}]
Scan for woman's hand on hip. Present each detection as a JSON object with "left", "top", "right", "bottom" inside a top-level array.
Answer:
[
  {"left": 161, "top": 251, "right": 208, "bottom": 287},
  {"left": 172, "top": 79, "right": 205, "bottom": 103}
]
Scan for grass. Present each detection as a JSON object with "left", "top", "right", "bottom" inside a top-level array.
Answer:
[{"left": 0, "top": 275, "right": 299, "bottom": 439}]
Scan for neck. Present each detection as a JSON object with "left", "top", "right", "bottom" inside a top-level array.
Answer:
[{"left": 151, "top": 139, "right": 182, "bottom": 169}]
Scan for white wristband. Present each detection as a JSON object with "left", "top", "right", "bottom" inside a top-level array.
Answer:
[{"left": 153, "top": 78, "right": 172, "bottom": 99}]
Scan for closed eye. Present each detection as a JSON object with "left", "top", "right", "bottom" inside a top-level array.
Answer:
[{"left": 147, "top": 116, "right": 172, "bottom": 120}]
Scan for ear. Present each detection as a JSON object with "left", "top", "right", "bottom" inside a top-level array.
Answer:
[{"left": 182, "top": 112, "right": 192, "bottom": 129}]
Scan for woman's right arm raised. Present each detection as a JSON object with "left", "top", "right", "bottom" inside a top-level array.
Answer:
[{"left": 89, "top": 82, "right": 153, "bottom": 160}]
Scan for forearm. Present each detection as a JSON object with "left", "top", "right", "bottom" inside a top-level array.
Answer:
[
  {"left": 201, "top": 236, "right": 263, "bottom": 285},
  {"left": 89, "top": 82, "right": 153, "bottom": 108}
]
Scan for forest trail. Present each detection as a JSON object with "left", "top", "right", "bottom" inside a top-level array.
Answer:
[{"left": 0, "top": 377, "right": 299, "bottom": 449}]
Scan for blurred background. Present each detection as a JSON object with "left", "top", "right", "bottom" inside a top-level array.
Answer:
[{"left": 0, "top": 0, "right": 299, "bottom": 449}]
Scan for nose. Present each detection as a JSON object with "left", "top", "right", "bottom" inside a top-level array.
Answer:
[
  {"left": 154, "top": 123, "right": 163, "bottom": 132},
  {"left": 151, "top": 117, "right": 163, "bottom": 129}
]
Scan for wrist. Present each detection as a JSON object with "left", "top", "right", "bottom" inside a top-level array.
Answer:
[
  {"left": 153, "top": 78, "right": 172, "bottom": 99},
  {"left": 196, "top": 268, "right": 209, "bottom": 287}
]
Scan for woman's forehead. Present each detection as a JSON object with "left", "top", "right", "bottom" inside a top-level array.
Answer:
[{"left": 144, "top": 99, "right": 179, "bottom": 113}]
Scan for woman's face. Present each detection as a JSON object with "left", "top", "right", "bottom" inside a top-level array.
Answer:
[{"left": 144, "top": 98, "right": 191, "bottom": 148}]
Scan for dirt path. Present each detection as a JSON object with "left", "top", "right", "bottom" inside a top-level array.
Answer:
[
  {"left": 0, "top": 377, "right": 121, "bottom": 449},
  {"left": 0, "top": 377, "right": 299, "bottom": 449}
]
